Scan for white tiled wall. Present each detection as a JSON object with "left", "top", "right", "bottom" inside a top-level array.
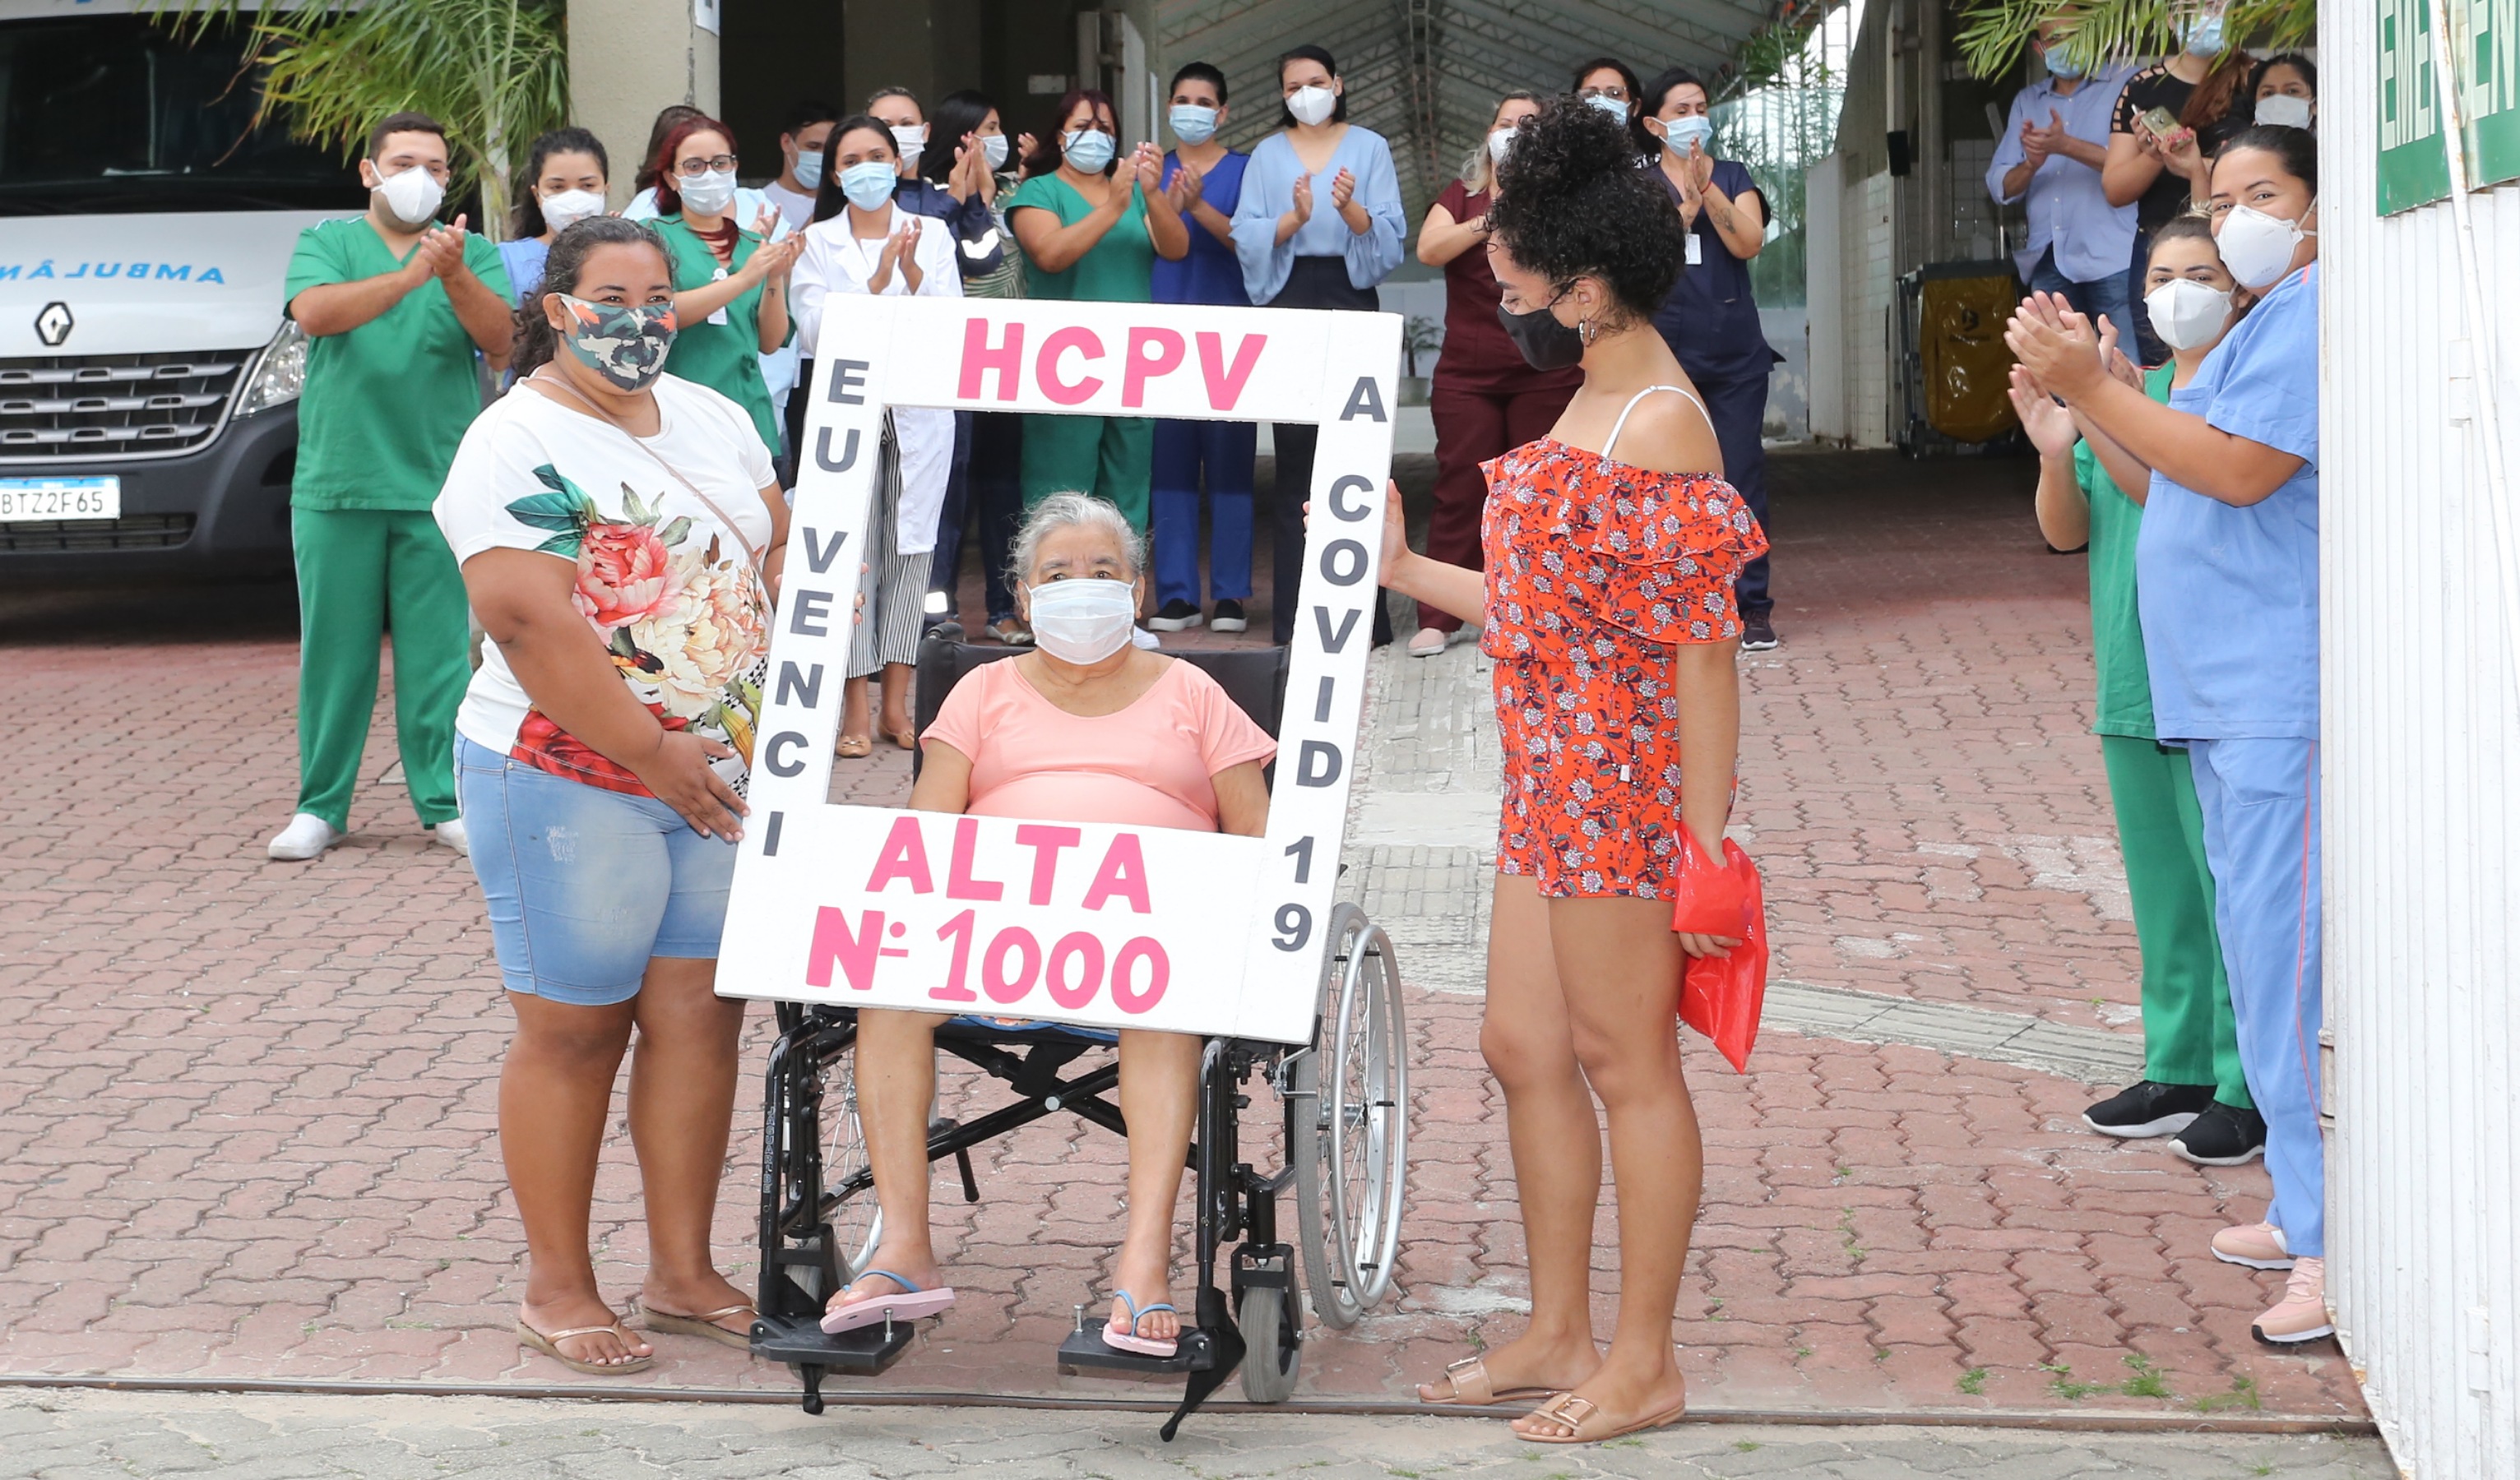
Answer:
[{"left": 1846, "top": 170, "right": 1894, "bottom": 447}]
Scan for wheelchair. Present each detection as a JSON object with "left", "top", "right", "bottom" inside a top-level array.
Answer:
[{"left": 747, "top": 636, "right": 1411, "bottom": 1439}]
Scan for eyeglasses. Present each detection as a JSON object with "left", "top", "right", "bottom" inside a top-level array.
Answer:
[
  {"left": 1579, "top": 85, "right": 1630, "bottom": 101},
  {"left": 675, "top": 154, "right": 739, "bottom": 177}
]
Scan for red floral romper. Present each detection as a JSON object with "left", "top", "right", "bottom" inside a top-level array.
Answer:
[{"left": 1478, "top": 386, "right": 1767, "bottom": 900}]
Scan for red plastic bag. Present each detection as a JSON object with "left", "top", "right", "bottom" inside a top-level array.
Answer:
[{"left": 1670, "top": 835, "right": 1769, "bottom": 1073}]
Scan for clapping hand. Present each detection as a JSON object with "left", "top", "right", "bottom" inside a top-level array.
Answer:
[
  {"left": 1013, "top": 132, "right": 1039, "bottom": 178},
  {"left": 1328, "top": 166, "right": 1357, "bottom": 211},
  {"left": 414, "top": 214, "right": 472, "bottom": 279},
  {"left": 2003, "top": 291, "right": 2106, "bottom": 400},
  {"left": 1167, "top": 158, "right": 1205, "bottom": 212},
  {"left": 2007, "top": 364, "right": 2080, "bottom": 459},
  {"left": 1131, "top": 141, "right": 1165, "bottom": 194},
  {"left": 878, "top": 215, "right": 923, "bottom": 269},
  {"left": 1289, "top": 170, "right": 1314, "bottom": 225},
  {"left": 2022, "top": 109, "right": 2068, "bottom": 168},
  {"left": 2094, "top": 315, "right": 2144, "bottom": 390}
]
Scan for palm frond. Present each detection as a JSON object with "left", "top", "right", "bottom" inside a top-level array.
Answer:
[
  {"left": 1956, "top": 0, "right": 2318, "bottom": 81},
  {"left": 149, "top": 0, "right": 567, "bottom": 241}
]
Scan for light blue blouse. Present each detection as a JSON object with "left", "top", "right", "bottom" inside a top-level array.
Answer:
[{"left": 1229, "top": 126, "right": 1406, "bottom": 305}]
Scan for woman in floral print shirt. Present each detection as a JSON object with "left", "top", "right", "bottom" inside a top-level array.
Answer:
[
  {"left": 433, "top": 217, "right": 790, "bottom": 1377},
  {"left": 1368, "top": 101, "right": 1759, "bottom": 1445}
]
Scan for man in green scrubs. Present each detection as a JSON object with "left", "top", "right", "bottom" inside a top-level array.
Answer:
[{"left": 266, "top": 111, "right": 514, "bottom": 862}]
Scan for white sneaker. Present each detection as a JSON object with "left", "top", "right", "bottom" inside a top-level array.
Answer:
[
  {"left": 428, "top": 816, "right": 470, "bottom": 857},
  {"left": 266, "top": 812, "right": 343, "bottom": 861}
]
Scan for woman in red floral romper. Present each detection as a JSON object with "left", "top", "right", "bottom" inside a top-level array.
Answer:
[{"left": 1375, "top": 98, "right": 1763, "bottom": 1444}]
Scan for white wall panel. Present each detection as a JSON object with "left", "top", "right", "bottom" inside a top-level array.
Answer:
[{"left": 2326, "top": 2, "right": 2520, "bottom": 1473}]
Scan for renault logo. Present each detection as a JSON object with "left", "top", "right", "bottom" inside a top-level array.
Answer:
[{"left": 35, "top": 302, "right": 72, "bottom": 347}]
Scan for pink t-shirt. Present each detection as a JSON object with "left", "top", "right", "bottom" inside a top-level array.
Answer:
[{"left": 922, "top": 658, "right": 1277, "bottom": 833}]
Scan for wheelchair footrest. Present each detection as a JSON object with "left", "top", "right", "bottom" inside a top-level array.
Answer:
[
  {"left": 751, "top": 1311, "right": 916, "bottom": 1374},
  {"left": 1056, "top": 1320, "right": 1217, "bottom": 1376}
]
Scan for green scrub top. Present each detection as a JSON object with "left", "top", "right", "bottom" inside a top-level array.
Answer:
[
  {"left": 283, "top": 215, "right": 512, "bottom": 512},
  {"left": 1007, "top": 172, "right": 1154, "bottom": 304},
  {"left": 2073, "top": 361, "right": 2176, "bottom": 740},
  {"left": 651, "top": 214, "right": 790, "bottom": 454}
]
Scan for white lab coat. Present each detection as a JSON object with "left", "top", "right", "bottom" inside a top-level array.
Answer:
[{"left": 791, "top": 204, "right": 963, "bottom": 554}]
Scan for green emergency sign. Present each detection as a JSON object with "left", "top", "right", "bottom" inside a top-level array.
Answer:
[{"left": 2379, "top": 0, "right": 2520, "bottom": 213}]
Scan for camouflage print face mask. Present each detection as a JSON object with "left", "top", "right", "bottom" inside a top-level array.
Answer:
[{"left": 552, "top": 294, "right": 678, "bottom": 391}]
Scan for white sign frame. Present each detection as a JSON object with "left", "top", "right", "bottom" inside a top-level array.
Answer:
[{"left": 716, "top": 295, "right": 1401, "bottom": 1045}]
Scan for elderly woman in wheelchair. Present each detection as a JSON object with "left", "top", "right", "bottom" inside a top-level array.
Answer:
[{"left": 819, "top": 492, "right": 1276, "bottom": 1357}]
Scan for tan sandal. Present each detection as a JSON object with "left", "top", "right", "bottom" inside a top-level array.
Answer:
[
  {"left": 637, "top": 1300, "right": 757, "bottom": 1351},
  {"left": 1513, "top": 1389, "right": 1689, "bottom": 1445},
  {"left": 836, "top": 734, "right": 873, "bottom": 759},
  {"left": 1420, "top": 1355, "right": 1556, "bottom": 1406},
  {"left": 517, "top": 1319, "right": 653, "bottom": 1375},
  {"left": 888, "top": 724, "right": 918, "bottom": 751}
]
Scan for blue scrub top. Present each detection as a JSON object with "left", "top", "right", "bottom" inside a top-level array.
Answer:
[
  {"left": 1228, "top": 126, "right": 1406, "bottom": 305},
  {"left": 1648, "top": 158, "right": 1775, "bottom": 385},
  {"left": 2135, "top": 261, "right": 2321, "bottom": 741},
  {"left": 1154, "top": 150, "right": 1251, "bottom": 307},
  {"left": 498, "top": 237, "right": 551, "bottom": 307}
]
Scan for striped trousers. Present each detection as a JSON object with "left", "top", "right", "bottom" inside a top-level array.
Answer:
[{"left": 851, "top": 421, "right": 932, "bottom": 677}]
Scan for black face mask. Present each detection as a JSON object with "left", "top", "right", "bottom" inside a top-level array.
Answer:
[{"left": 1498, "top": 289, "right": 1584, "bottom": 371}]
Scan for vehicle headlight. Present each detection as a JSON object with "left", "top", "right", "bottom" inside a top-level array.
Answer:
[{"left": 237, "top": 321, "right": 308, "bottom": 415}]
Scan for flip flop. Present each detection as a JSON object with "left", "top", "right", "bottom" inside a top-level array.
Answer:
[
  {"left": 1512, "top": 1389, "right": 1689, "bottom": 1445},
  {"left": 1101, "top": 1290, "right": 1180, "bottom": 1357},
  {"left": 516, "top": 1319, "right": 653, "bottom": 1375},
  {"left": 1419, "top": 1354, "right": 1558, "bottom": 1406},
  {"left": 637, "top": 1300, "right": 757, "bottom": 1351},
  {"left": 820, "top": 1270, "right": 956, "bottom": 1334},
  {"left": 836, "top": 734, "right": 874, "bottom": 759}
]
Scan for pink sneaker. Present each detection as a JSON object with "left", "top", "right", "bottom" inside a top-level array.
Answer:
[
  {"left": 2252, "top": 1257, "right": 2333, "bottom": 1345},
  {"left": 2212, "top": 1220, "right": 2295, "bottom": 1270}
]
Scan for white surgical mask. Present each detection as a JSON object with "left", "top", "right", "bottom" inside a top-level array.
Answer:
[
  {"left": 1662, "top": 115, "right": 1715, "bottom": 155},
  {"left": 373, "top": 161, "right": 444, "bottom": 229},
  {"left": 1286, "top": 85, "right": 1337, "bottom": 127},
  {"left": 890, "top": 123, "right": 928, "bottom": 164},
  {"left": 2255, "top": 94, "right": 2314, "bottom": 130},
  {"left": 983, "top": 133, "right": 1009, "bottom": 169},
  {"left": 793, "top": 150, "right": 825, "bottom": 191},
  {"left": 1487, "top": 127, "right": 1516, "bottom": 163},
  {"left": 2216, "top": 197, "right": 2315, "bottom": 290},
  {"left": 2183, "top": 12, "right": 2226, "bottom": 56},
  {"left": 1585, "top": 93, "right": 1631, "bottom": 122},
  {"left": 1170, "top": 104, "right": 1219, "bottom": 145},
  {"left": 2143, "top": 277, "right": 2234, "bottom": 351},
  {"left": 1026, "top": 578, "right": 1137, "bottom": 664},
  {"left": 679, "top": 167, "right": 738, "bottom": 215},
  {"left": 538, "top": 187, "right": 604, "bottom": 233}
]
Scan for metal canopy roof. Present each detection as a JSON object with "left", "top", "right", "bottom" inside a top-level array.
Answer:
[{"left": 1159, "top": 0, "right": 1781, "bottom": 220}]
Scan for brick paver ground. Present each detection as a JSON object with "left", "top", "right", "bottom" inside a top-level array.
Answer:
[{"left": 0, "top": 452, "right": 2366, "bottom": 1433}]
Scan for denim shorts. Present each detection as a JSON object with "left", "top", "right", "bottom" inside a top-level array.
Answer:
[{"left": 456, "top": 736, "right": 737, "bottom": 1006}]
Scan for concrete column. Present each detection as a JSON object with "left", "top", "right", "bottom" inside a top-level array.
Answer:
[{"left": 571, "top": 0, "right": 722, "bottom": 209}]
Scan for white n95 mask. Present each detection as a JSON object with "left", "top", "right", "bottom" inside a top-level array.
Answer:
[
  {"left": 1287, "top": 86, "right": 1337, "bottom": 127},
  {"left": 1026, "top": 579, "right": 1137, "bottom": 664},
  {"left": 2143, "top": 278, "right": 2234, "bottom": 352},
  {"left": 374, "top": 163, "right": 444, "bottom": 229},
  {"left": 2216, "top": 197, "right": 2315, "bottom": 290}
]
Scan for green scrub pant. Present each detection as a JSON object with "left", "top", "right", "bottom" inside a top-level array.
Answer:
[
  {"left": 1020, "top": 413, "right": 1151, "bottom": 529},
  {"left": 291, "top": 507, "right": 472, "bottom": 831},
  {"left": 2101, "top": 733, "right": 2251, "bottom": 1107}
]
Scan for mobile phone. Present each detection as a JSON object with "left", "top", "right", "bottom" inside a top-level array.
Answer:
[{"left": 2139, "top": 106, "right": 2182, "bottom": 140}]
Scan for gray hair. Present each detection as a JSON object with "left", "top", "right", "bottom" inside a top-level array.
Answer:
[{"left": 1008, "top": 491, "right": 1146, "bottom": 586}]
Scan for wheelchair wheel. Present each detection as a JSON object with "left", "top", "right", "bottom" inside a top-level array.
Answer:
[
  {"left": 1237, "top": 1284, "right": 1300, "bottom": 1403},
  {"left": 815, "top": 1043, "right": 883, "bottom": 1281},
  {"left": 1290, "top": 904, "right": 1409, "bottom": 1330}
]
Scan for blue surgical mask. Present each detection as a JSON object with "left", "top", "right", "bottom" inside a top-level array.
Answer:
[
  {"left": 1063, "top": 128, "right": 1116, "bottom": 173},
  {"left": 2183, "top": 12, "right": 2226, "bottom": 56},
  {"left": 1170, "top": 104, "right": 1218, "bottom": 145},
  {"left": 794, "top": 149, "right": 824, "bottom": 192},
  {"left": 1585, "top": 93, "right": 1631, "bottom": 122},
  {"left": 839, "top": 160, "right": 898, "bottom": 213},
  {"left": 984, "top": 134, "right": 1009, "bottom": 169},
  {"left": 2041, "top": 45, "right": 2086, "bottom": 80},
  {"left": 1662, "top": 115, "right": 1715, "bottom": 155}
]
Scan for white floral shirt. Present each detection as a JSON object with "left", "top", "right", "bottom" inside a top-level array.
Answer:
[{"left": 435, "top": 374, "right": 777, "bottom": 796}]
